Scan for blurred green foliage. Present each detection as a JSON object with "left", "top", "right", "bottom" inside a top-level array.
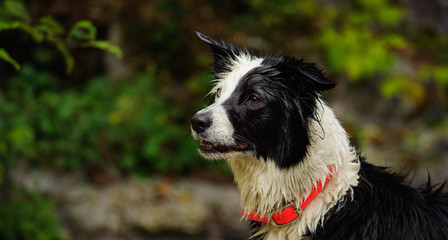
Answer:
[
  {"left": 0, "top": 65, "right": 198, "bottom": 174},
  {"left": 0, "top": 190, "right": 64, "bottom": 240},
  {"left": 0, "top": 0, "right": 122, "bottom": 72},
  {"left": 240, "top": 0, "right": 447, "bottom": 107}
]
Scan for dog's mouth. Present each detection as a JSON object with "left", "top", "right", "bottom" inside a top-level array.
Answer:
[{"left": 199, "top": 140, "right": 251, "bottom": 155}]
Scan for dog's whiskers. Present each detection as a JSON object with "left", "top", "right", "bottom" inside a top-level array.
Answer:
[{"left": 234, "top": 134, "right": 253, "bottom": 145}]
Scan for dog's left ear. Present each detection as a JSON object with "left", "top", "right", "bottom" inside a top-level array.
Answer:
[
  {"left": 196, "top": 31, "right": 246, "bottom": 75},
  {"left": 267, "top": 56, "right": 336, "bottom": 94},
  {"left": 296, "top": 61, "right": 336, "bottom": 93}
]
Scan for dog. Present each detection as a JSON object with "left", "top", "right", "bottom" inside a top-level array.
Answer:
[{"left": 190, "top": 32, "right": 448, "bottom": 240}]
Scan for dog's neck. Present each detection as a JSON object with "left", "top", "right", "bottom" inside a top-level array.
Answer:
[{"left": 228, "top": 100, "right": 360, "bottom": 238}]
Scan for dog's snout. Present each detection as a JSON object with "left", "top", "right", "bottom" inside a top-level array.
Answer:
[{"left": 191, "top": 112, "right": 212, "bottom": 133}]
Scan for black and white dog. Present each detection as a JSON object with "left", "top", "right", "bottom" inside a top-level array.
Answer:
[{"left": 191, "top": 32, "right": 448, "bottom": 240}]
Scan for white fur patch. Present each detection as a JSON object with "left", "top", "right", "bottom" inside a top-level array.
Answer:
[
  {"left": 229, "top": 101, "right": 360, "bottom": 240},
  {"left": 211, "top": 53, "right": 263, "bottom": 104},
  {"left": 192, "top": 53, "right": 263, "bottom": 159},
  {"left": 192, "top": 104, "right": 234, "bottom": 145}
]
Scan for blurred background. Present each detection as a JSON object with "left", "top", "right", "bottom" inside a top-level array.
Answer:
[{"left": 0, "top": 0, "right": 447, "bottom": 239}]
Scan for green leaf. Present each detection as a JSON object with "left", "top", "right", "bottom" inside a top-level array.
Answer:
[
  {"left": 54, "top": 42, "right": 74, "bottom": 73},
  {"left": 384, "top": 34, "right": 407, "bottom": 48},
  {"left": 378, "top": 6, "right": 406, "bottom": 26},
  {"left": 3, "top": 0, "right": 30, "bottom": 23},
  {"left": 29, "top": 26, "right": 45, "bottom": 43},
  {"left": 37, "top": 15, "right": 65, "bottom": 36},
  {"left": 434, "top": 67, "right": 448, "bottom": 86},
  {"left": 419, "top": 65, "right": 448, "bottom": 87},
  {"left": 0, "top": 48, "right": 20, "bottom": 70},
  {"left": 0, "top": 21, "right": 41, "bottom": 43},
  {"left": 381, "top": 76, "right": 407, "bottom": 97},
  {"left": 90, "top": 40, "right": 123, "bottom": 58},
  {"left": 7, "top": 124, "right": 35, "bottom": 152},
  {"left": 0, "top": 21, "right": 23, "bottom": 31},
  {"left": 381, "top": 76, "right": 425, "bottom": 102},
  {"left": 67, "top": 20, "right": 96, "bottom": 42}
]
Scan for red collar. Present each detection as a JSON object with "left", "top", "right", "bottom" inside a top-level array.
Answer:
[{"left": 242, "top": 167, "right": 333, "bottom": 226}]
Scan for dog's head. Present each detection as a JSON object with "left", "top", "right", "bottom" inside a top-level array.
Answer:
[{"left": 191, "top": 32, "right": 336, "bottom": 168}]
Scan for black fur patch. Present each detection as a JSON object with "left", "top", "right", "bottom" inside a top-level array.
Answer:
[
  {"left": 221, "top": 57, "right": 335, "bottom": 168},
  {"left": 308, "top": 158, "right": 448, "bottom": 240},
  {"left": 196, "top": 31, "right": 248, "bottom": 77}
]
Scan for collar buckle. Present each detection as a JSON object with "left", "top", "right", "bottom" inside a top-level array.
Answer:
[{"left": 267, "top": 202, "right": 303, "bottom": 227}]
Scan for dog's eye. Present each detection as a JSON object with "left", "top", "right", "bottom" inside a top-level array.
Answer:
[
  {"left": 216, "top": 88, "right": 222, "bottom": 98},
  {"left": 249, "top": 95, "right": 260, "bottom": 104}
]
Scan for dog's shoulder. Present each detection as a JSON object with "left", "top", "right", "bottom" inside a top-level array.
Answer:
[{"left": 309, "top": 157, "right": 448, "bottom": 240}]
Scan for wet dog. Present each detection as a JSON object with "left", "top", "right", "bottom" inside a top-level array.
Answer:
[{"left": 191, "top": 32, "right": 448, "bottom": 240}]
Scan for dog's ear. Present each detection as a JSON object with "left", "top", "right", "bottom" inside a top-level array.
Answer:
[
  {"left": 296, "top": 60, "right": 336, "bottom": 93},
  {"left": 196, "top": 31, "right": 245, "bottom": 75},
  {"left": 264, "top": 56, "right": 336, "bottom": 94}
]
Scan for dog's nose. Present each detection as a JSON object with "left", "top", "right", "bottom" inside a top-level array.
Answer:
[{"left": 191, "top": 112, "right": 212, "bottom": 133}]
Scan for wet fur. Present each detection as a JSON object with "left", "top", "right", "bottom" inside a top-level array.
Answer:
[{"left": 191, "top": 32, "right": 448, "bottom": 239}]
